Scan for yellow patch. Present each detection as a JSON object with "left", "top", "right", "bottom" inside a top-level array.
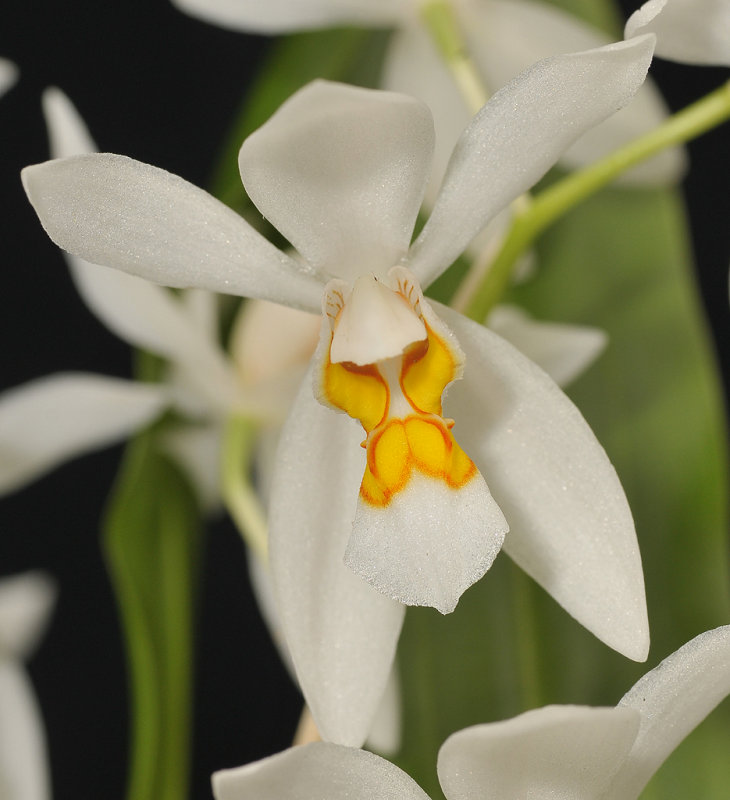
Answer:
[{"left": 320, "top": 310, "right": 476, "bottom": 507}]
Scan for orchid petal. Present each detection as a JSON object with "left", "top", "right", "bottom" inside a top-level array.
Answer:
[
  {"left": 487, "top": 305, "right": 607, "bottom": 387},
  {"left": 41, "top": 88, "right": 243, "bottom": 408},
  {"left": 0, "top": 373, "right": 168, "bottom": 496},
  {"left": 345, "top": 469, "right": 507, "bottom": 614},
  {"left": 172, "top": 0, "right": 405, "bottom": 33},
  {"left": 268, "top": 372, "right": 405, "bottom": 746},
  {"left": 439, "top": 306, "right": 649, "bottom": 661},
  {"left": 0, "top": 662, "right": 51, "bottom": 800},
  {"left": 0, "top": 573, "right": 56, "bottom": 660},
  {"left": 0, "top": 58, "right": 19, "bottom": 99},
  {"left": 407, "top": 35, "right": 656, "bottom": 288},
  {"left": 230, "top": 299, "right": 320, "bottom": 388},
  {"left": 608, "top": 625, "right": 730, "bottom": 799},
  {"left": 437, "top": 705, "right": 640, "bottom": 800},
  {"left": 239, "top": 80, "right": 434, "bottom": 282},
  {"left": 159, "top": 422, "right": 223, "bottom": 511},
  {"left": 381, "top": 25, "right": 469, "bottom": 206},
  {"left": 41, "top": 87, "right": 94, "bottom": 157},
  {"left": 212, "top": 742, "right": 430, "bottom": 800},
  {"left": 465, "top": 0, "right": 683, "bottom": 185},
  {"left": 366, "top": 665, "right": 402, "bottom": 756},
  {"left": 21, "top": 154, "right": 323, "bottom": 312},
  {"left": 626, "top": 0, "right": 730, "bottom": 66}
]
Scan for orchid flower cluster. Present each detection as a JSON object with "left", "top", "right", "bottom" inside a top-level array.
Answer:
[{"left": 1, "top": 0, "right": 730, "bottom": 797}]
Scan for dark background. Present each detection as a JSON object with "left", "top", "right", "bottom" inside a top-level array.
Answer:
[{"left": 1, "top": 1, "right": 728, "bottom": 798}]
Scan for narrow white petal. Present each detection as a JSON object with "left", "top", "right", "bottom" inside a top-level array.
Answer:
[
  {"left": 268, "top": 373, "right": 405, "bottom": 746},
  {"left": 159, "top": 422, "right": 223, "bottom": 512},
  {"left": 213, "top": 742, "right": 430, "bottom": 800},
  {"left": 22, "top": 154, "right": 323, "bottom": 312},
  {"left": 172, "top": 0, "right": 405, "bottom": 33},
  {"left": 439, "top": 307, "right": 649, "bottom": 661},
  {"left": 437, "top": 705, "right": 640, "bottom": 800},
  {"left": 346, "top": 471, "right": 507, "bottom": 614},
  {"left": 0, "top": 373, "right": 168, "bottom": 496},
  {"left": 366, "top": 665, "right": 402, "bottom": 756},
  {"left": 239, "top": 80, "right": 434, "bottom": 282},
  {"left": 41, "top": 88, "right": 243, "bottom": 406},
  {"left": 41, "top": 87, "right": 95, "bottom": 157},
  {"left": 0, "top": 573, "right": 56, "bottom": 660},
  {"left": 463, "top": 0, "right": 683, "bottom": 185},
  {"left": 608, "top": 626, "right": 730, "bottom": 799},
  {"left": 487, "top": 306, "right": 607, "bottom": 387},
  {"left": 0, "top": 662, "right": 51, "bottom": 800},
  {"left": 0, "top": 58, "right": 19, "bottom": 99},
  {"left": 626, "top": 0, "right": 730, "bottom": 66},
  {"left": 408, "top": 35, "right": 656, "bottom": 288}
]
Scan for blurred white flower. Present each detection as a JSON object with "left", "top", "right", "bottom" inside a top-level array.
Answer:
[
  {"left": 212, "top": 625, "right": 730, "bottom": 800},
  {"left": 169, "top": 0, "right": 685, "bottom": 187},
  {"left": 0, "top": 572, "right": 56, "bottom": 800},
  {"left": 23, "top": 44, "right": 653, "bottom": 745},
  {"left": 0, "top": 59, "right": 18, "bottom": 98}
]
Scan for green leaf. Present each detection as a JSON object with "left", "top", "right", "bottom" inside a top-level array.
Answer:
[
  {"left": 102, "top": 430, "right": 203, "bottom": 800},
  {"left": 210, "top": 26, "right": 390, "bottom": 211}
]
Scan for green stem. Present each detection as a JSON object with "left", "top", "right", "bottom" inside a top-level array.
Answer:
[
  {"left": 221, "top": 415, "right": 268, "bottom": 562},
  {"left": 419, "top": 0, "right": 488, "bottom": 114},
  {"left": 510, "top": 566, "right": 543, "bottom": 711},
  {"left": 463, "top": 78, "right": 730, "bottom": 322}
]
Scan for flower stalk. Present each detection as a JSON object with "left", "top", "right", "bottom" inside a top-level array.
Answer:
[
  {"left": 221, "top": 414, "right": 269, "bottom": 562},
  {"left": 419, "top": 0, "right": 489, "bottom": 113}
]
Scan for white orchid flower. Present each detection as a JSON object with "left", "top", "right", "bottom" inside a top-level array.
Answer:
[
  {"left": 626, "top": 0, "right": 730, "bottom": 66},
  {"left": 0, "top": 59, "right": 18, "bottom": 98},
  {"left": 169, "top": 0, "right": 683, "bottom": 186},
  {"left": 213, "top": 625, "right": 730, "bottom": 800},
  {"left": 0, "top": 571, "right": 56, "bottom": 800},
  {"left": 23, "top": 42, "right": 654, "bottom": 745}
]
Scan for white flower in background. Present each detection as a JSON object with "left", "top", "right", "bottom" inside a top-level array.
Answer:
[
  {"left": 213, "top": 625, "right": 730, "bottom": 800},
  {"left": 169, "top": 0, "right": 684, "bottom": 187},
  {"left": 0, "top": 571, "right": 56, "bottom": 800},
  {"left": 0, "top": 89, "right": 318, "bottom": 508},
  {"left": 0, "top": 59, "right": 18, "bottom": 98},
  {"left": 23, "top": 41, "right": 654, "bottom": 746},
  {"left": 626, "top": 0, "right": 730, "bottom": 66}
]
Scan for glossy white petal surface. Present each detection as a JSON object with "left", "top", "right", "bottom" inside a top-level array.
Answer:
[
  {"left": 626, "top": 0, "right": 730, "bottom": 66},
  {"left": 0, "top": 373, "right": 168, "bottom": 495},
  {"left": 437, "top": 705, "right": 640, "bottom": 800},
  {"left": 213, "top": 742, "right": 430, "bottom": 800},
  {"left": 408, "top": 35, "right": 656, "bottom": 287},
  {"left": 438, "top": 306, "right": 648, "bottom": 661},
  {"left": 487, "top": 306, "right": 607, "bottom": 387},
  {"left": 0, "top": 662, "right": 51, "bottom": 800},
  {"left": 608, "top": 625, "right": 730, "bottom": 799},
  {"left": 366, "top": 665, "right": 402, "bottom": 756},
  {"left": 239, "top": 81, "right": 434, "bottom": 282},
  {"left": 346, "top": 471, "right": 507, "bottom": 614},
  {"left": 0, "top": 573, "right": 56, "bottom": 660},
  {"left": 22, "top": 154, "right": 323, "bottom": 312},
  {"left": 268, "top": 373, "right": 405, "bottom": 746},
  {"left": 0, "top": 58, "right": 19, "bottom": 98},
  {"left": 172, "top": 0, "right": 405, "bottom": 32}
]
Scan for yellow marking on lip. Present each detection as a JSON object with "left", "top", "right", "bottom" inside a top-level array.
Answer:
[
  {"left": 360, "top": 415, "right": 477, "bottom": 507},
  {"left": 319, "top": 285, "right": 474, "bottom": 507}
]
